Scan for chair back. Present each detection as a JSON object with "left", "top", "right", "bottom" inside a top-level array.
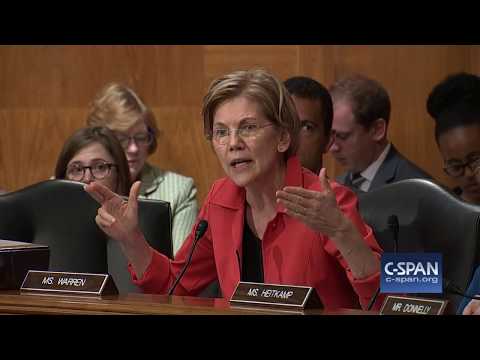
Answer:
[
  {"left": 0, "top": 180, "right": 172, "bottom": 292},
  {"left": 357, "top": 179, "right": 480, "bottom": 310}
]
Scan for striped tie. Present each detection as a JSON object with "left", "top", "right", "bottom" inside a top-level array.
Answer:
[{"left": 351, "top": 173, "right": 366, "bottom": 189}]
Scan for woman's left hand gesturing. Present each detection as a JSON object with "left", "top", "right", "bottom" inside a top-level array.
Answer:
[{"left": 276, "top": 168, "right": 349, "bottom": 238}]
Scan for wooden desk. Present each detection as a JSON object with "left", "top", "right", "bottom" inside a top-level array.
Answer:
[{"left": 0, "top": 291, "right": 375, "bottom": 315}]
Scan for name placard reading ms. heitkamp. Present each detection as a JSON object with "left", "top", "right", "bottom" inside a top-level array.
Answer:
[
  {"left": 381, "top": 253, "right": 442, "bottom": 294},
  {"left": 230, "top": 282, "right": 323, "bottom": 310},
  {"left": 20, "top": 270, "right": 118, "bottom": 296}
]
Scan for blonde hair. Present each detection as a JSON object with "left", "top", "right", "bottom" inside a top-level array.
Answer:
[
  {"left": 87, "top": 82, "right": 159, "bottom": 154},
  {"left": 202, "top": 69, "right": 300, "bottom": 159}
]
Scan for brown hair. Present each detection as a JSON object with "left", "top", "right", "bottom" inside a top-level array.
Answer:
[
  {"left": 54, "top": 126, "right": 131, "bottom": 195},
  {"left": 202, "top": 69, "right": 300, "bottom": 159},
  {"left": 86, "top": 82, "right": 160, "bottom": 155},
  {"left": 329, "top": 74, "right": 391, "bottom": 129}
]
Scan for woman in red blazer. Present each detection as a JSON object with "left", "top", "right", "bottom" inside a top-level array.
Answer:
[{"left": 85, "top": 69, "right": 382, "bottom": 310}]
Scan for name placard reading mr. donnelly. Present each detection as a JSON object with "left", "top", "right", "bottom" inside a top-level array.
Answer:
[
  {"left": 20, "top": 270, "right": 118, "bottom": 296},
  {"left": 230, "top": 282, "right": 323, "bottom": 310},
  {"left": 380, "top": 295, "right": 448, "bottom": 315}
]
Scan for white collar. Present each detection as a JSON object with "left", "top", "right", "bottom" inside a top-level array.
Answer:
[{"left": 359, "top": 142, "right": 391, "bottom": 183}]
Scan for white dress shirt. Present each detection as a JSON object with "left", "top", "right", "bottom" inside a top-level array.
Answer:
[{"left": 356, "top": 143, "right": 391, "bottom": 192}]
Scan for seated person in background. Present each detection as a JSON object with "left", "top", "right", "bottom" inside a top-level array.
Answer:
[
  {"left": 55, "top": 126, "right": 131, "bottom": 196},
  {"left": 85, "top": 69, "right": 383, "bottom": 310},
  {"left": 460, "top": 266, "right": 480, "bottom": 315},
  {"left": 284, "top": 76, "right": 334, "bottom": 175},
  {"left": 86, "top": 82, "right": 198, "bottom": 256},
  {"left": 427, "top": 72, "right": 480, "bottom": 205},
  {"left": 329, "top": 74, "right": 431, "bottom": 192},
  {"left": 463, "top": 157, "right": 480, "bottom": 314},
  {"left": 427, "top": 73, "right": 480, "bottom": 315}
]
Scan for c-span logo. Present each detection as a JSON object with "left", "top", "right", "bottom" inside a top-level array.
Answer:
[{"left": 381, "top": 253, "right": 442, "bottom": 293}]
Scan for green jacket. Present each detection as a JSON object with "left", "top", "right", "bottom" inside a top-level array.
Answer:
[{"left": 139, "top": 163, "right": 198, "bottom": 256}]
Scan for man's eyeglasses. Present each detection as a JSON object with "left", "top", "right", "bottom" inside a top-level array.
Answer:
[
  {"left": 443, "top": 156, "right": 480, "bottom": 178},
  {"left": 332, "top": 130, "right": 352, "bottom": 142},
  {"left": 116, "top": 132, "right": 153, "bottom": 149},
  {"left": 211, "top": 123, "right": 275, "bottom": 145},
  {"left": 66, "top": 161, "right": 117, "bottom": 181}
]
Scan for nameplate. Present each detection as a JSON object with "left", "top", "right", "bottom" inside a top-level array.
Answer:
[
  {"left": 380, "top": 295, "right": 448, "bottom": 315},
  {"left": 20, "top": 270, "right": 118, "bottom": 296},
  {"left": 230, "top": 282, "right": 323, "bottom": 310}
]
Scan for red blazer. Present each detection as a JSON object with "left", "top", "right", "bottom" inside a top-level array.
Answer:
[{"left": 130, "top": 156, "right": 383, "bottom": 310}]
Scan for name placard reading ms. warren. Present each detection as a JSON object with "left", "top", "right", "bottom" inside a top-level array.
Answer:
[
  {"left": 230, "top": 282, "right": 323, "bottom": 310},
  {"left": 20, "top": 270, "right": 118, "bottom": 296}
]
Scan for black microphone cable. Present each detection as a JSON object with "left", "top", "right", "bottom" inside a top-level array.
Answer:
[
  {"left": 168, "top": 220, "right": 208, "bottom": 295},
  {"left": 388, "top": 215, "right": 399, "bottom": 254}
]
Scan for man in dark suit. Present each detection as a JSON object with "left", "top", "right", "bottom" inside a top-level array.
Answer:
[
  {"left": 459, "top": 265, "right": 480, "bottom": 315},
  {"left": 329, "top": 74, "right": 431, "bottom": 192}
]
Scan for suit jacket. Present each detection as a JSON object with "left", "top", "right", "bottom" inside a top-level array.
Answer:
[
  {"left": 457, "top": 265, "right": 480, "bottom": 314},
  {"left": 139, "top": 163, "right": 199, "bottom": 256},
  {"left": 129, "top": 156, "right": 383, "bottom": 310},
  {"left": 337, "top": 144, "right": 432, "bottom": 192}
]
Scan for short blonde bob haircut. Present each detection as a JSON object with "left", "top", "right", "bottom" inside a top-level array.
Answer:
[
  {"left": 202, "top": 69, "right": 300, "bottom": 159},
  {"left": 87, "top": 82, "right": 160, "bottom": 155}
]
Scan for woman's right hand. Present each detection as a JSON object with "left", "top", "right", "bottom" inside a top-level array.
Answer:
[
  {"left": 85, "top": 181, "right": 153, "bottom": 277},
  {"left": 85, "top": 180, "right": 142, "bottom": 244}
]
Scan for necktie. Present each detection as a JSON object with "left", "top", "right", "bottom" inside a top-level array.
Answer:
[{"left": 351, "top": 173, "right": 366, "bottom": 189}]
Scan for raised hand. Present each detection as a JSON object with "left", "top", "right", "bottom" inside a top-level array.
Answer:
[
  {"left": 85, "top": 180, "right": 142, "bottom": 244},
  {"left": 276, "top": 168, "right": 347, "bottom": 238},
  {"left": 276, "top": 167, "right": 379, "bottom": 280},
  {"left": 463, "top": 299, "right": 480, "bottom": 315},
  {"left": 84, "top": 180, "right": 152, "bottom": 277}
]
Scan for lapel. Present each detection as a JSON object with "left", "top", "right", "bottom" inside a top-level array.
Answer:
[
  {"left": 370, "top": 145, "right": 399, "bottom": 189},
  {"left": 139, "top": 163, "right": 165, "bottom": 196},
  {"left": 207, "top": 156, "right": 304, "bottom": 280},
  {"left": 209, "top": 178, "right": 246, "bottom": 281}
]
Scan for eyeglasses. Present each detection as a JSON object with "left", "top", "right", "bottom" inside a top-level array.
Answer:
[
  {"left": 443, "top": 156, "right": 480, "bottom": 178},
  {"left": 211, "top": 123, "right": 275, "bottom": 145},
  {"left": 332, "top": 130, "right": 352, "bottom": 142},
  {"left": 115, "top": 132, "right": 153, "bottom": 149},
  {"left": 66, "top": 161, "right": 117, "bottom": 181}
]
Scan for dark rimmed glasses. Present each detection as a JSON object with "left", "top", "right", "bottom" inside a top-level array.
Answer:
[
  {"left": 66, "top": 161, "right": 117, "bottom": 181},
  {"left": 115, "top": 131, "right": 153, "bottom": 149},
  {"left": 443, "top": 156, "right": 480, "bottom": 178}
]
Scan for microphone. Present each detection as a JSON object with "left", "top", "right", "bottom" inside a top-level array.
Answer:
[
  {"left": 367, "top": 214, "right": 400, "bottom": 311},
  {"left": 367, "top": 214, "right": 480, "bottom": 309},
  {"left": 236, "top": 250, "right": 242, "bottom": 280},
  {"left": 387, "top": 214, "right": 399, "bottom": 253},
  {"left": 167, "top": 220, "right": 208, "bottom": 296}
]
